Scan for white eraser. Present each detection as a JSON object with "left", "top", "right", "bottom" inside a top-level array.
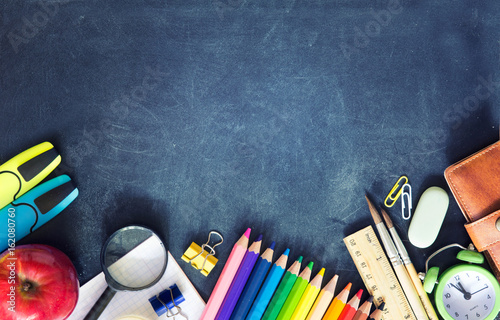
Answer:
[{"left": 408, "top": 186, "right": 449, "bottom": 248}]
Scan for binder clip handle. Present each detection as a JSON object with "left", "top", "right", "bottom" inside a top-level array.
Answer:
[{"left": 196, "top": 231, "right": 223, "bottom": 272}]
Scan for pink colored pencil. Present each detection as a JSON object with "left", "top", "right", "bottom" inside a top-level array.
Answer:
[
  {"left": 216, "top": 235, "right": 263, "bottom": 320},
  {"left": 200, "top": 228, "right": 251, "bottom": 320}
]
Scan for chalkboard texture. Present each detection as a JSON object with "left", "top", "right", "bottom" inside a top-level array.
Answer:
[{"left": 1, "top": 0, "right": 500, "bottom": 315}]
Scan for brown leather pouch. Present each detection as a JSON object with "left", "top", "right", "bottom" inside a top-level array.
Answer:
[{"left": 444, "top": 140, "right": 500, "bottom": 280}]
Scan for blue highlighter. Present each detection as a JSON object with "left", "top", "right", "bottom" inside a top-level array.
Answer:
[{"left": 0, "top": 175, "right": 78, "bottom": 253}]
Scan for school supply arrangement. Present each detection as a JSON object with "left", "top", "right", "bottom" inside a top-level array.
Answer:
[{"left": 199, "top": 228, "right": 374, "bottom": 320}]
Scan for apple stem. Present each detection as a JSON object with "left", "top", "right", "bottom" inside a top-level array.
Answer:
[{"left": 22, "top": 282, "right": 32, "bottom": 292}]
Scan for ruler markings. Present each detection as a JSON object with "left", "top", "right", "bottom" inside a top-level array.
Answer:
[{"left": 343, "top": 226, "right": 416, "bottom": 320}]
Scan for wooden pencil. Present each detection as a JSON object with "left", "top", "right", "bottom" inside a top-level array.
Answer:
[
  {"left": 276, "top": 261, "right": 314, "bottom": 320},
  {"left": 322, "top": 282, "right": 351, "bottom": 320},
  {"left": 200, "top": 228, "right": 251, "bottom": 320},
  {"left": 304, "top": 274, "right": 338, "bottom": 320},
  {"left": 368, "top": 302, "right": 385, "bottom": 320},
  {"left": 352, "top": 296, "right": 373, "bottom": 320},
  {"left": 230, "top": 241, "right": 276, "bottom": 320},
  {"left": 336, "top": 289, "right": 362, "bottom": 320},
  {"left": 216, "top": 235, "right": 263, "bottom": 320},
  {"left": 290, "top": 268, "right": 325, "bottom": 320},
  {"left": 246, "top": 248, "right": 290, "bottom": 320},
  {"left": 262, "top": 256, "right": 303, "bottom": 320}
]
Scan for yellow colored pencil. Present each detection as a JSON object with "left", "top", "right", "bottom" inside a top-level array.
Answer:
[
  {"left": 305, "top": 275, "right": 338, "bottom": 320},
  {"left": 322, "top": 283, "right": 351, "bottom": 320},
  {"left": 291, "top": 268, "right": 325, "bottom": 320}
]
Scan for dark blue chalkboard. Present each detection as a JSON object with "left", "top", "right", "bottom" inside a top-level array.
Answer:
[{"left": 1, "top": 0, "right": 500, "bottom": 313}]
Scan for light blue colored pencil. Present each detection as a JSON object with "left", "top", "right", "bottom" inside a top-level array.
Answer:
[{"left": 245, "top": 249, "right": 290, "bottom": 320}]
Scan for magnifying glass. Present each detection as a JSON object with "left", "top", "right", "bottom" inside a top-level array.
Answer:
[{"left": 84, "top": 226, "right": 168, "bottom": 320}]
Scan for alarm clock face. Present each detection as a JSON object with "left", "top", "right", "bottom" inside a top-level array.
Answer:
[{"left": 435, "top": 264, "right": 500, "bottom": 320}]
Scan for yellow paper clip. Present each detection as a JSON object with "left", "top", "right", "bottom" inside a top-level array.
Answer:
[
  {"left": 384, "top": 175, "right": 408, "bottom": 207},
  {"left": 181, "top": 231, "right": 223, "bottom": 276},
  {"left": 401, "top": 183, "right": 412, "bottom": 220}
]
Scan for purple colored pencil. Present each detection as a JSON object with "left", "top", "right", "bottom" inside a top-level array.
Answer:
[{"left": 215, "top": 235, "right": 263, "bottom": 320}]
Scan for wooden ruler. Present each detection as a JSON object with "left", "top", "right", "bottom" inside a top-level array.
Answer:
[{"left": 343, "top": 226, "right": 416, "bottom": 320}]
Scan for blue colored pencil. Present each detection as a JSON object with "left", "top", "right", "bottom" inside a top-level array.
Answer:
[
  {"left": 216, "top": 235, "right": 263, "bottom": 320},
  {"left": 246, "top": 248, "right": 290, "bottom": 320},
  {"left": 230, "top": 241, "right": 276, "bottom": 320}
]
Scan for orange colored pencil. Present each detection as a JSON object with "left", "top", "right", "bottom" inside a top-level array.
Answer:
[
  {"left": 352, "top": 296, "right": 373, "bottom": 320},
  {"left": 336, "top": 289, "right": 362, "bottom": 320},
  {"left": 322, "top": 283, "right": 351, "bottom": 320}
]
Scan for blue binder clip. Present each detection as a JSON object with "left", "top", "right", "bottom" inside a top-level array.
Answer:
[{"left": 149, "top": 284, "right": 185, "bottom": 318}]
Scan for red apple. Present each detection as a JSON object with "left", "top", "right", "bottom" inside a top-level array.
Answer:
[{"left": 0, "top": 244, "right": 79, "bottom": 320}]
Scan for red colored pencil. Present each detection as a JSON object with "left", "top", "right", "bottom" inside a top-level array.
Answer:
[{"left": 337, "top": 289, "right": 363, "bottom": 320}]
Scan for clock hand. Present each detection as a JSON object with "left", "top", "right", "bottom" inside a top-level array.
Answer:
[
  {"left": 471, "top": 285, "right": 488, "bottom": 296},
  {"left": 450, "top": 283, "right": 466, "bottom": 294},
  {"left": 451, "top": 282, "right": 472, "bottom": 300}
]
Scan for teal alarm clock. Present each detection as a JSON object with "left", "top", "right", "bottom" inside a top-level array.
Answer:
[{"left": 423, "top": 244, "right": 500, "bottom": 320}]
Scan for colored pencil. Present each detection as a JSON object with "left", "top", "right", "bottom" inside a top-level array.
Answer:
[
  {"left": 230, "top": 241, "right": 276, "bottom": 320},
  {"left": 200, "top": 228, "right": 251, "bottom": 320},
  {"left": 246, "top": 249, "right": 290, "bottom": 320},
  {"left": 337, "top": 289, "right": 363, "bottom": 320},
  {"left": 290, "top": 268, "right": 325, "bottom": 320},
  {"left": 322, "top": 282, "right": 352, "bottom": 320},
  {"left": 368, "top": 302, "right": 385, "bottom": 320},
  {"left": 352, "top": 296, "right": 373, "bottom": 320},
  {"left": 305, "top": 274, "right": 338, "bottom": 320},
  {"left": 276, "top": 261, "right": 314, "bottom": 320},
  {"left": 262, "top": 256, "right": 303, "bottom": 320},
  {"left": 216, "top": 235, "right": 263, "bottom": 320}
]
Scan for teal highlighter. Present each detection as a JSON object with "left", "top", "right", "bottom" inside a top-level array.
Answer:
[{"left": 0, "top": 175, "right": 78, "bottom": 253}]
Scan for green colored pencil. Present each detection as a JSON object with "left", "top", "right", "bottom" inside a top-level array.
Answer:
[
  {"left": 276, "top": 261, "right": 314, "bottom": 320},
  {"left": 262, "top": 256, "right": 303, "bottom": 320}
]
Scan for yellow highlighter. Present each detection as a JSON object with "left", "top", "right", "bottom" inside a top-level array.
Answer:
[{"left": 0, "top": 142, "right": 61, "bottom": 210}]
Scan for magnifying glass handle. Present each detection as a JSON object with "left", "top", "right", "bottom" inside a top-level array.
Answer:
[{"left": 83, "top": 286, "right": 117, "bottom": 320}]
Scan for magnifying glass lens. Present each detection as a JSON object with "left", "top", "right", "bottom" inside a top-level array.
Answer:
[
  {"left": 84, "top": 226, "right": 167, "bottom": 320},
  {"left": 104, "top": 227, "right": 167, "bottom": 288}
]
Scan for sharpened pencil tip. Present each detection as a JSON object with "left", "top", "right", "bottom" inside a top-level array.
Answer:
[
  {"left": 283, "top": 248, "right": 290, "bottom": 256},
  {"left": 244, "top": 228, "right": 251, "bottom": 238},
  {"left": 345, "top": 282, "right": 352, "bottom": 291},
  {"left": 367, "top": 296, "right": 374, "bottom": 303},
  {"left": 297, "top": 256, "right": 303, "bottom": 263},
  {"left": 318, "top": 268, "right": 325, "bottom": 276},
  {"left": 269, "top": 241, "right": 276, "bottom": 250},
  {"left": 256, "top": 234, "right": 263, "bottom": 241},
  {"left": 307, "top": 261, "right": 314, "bottom": 269},
  {"left": 355, "top": 289, "right": 363, "bottom": 298}
]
